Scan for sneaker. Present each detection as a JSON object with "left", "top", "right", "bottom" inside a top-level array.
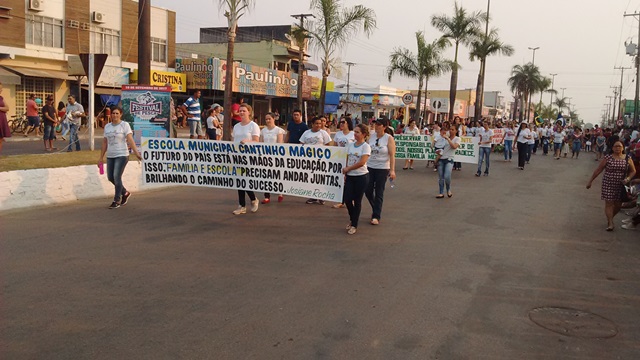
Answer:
[
  {"left": 232, "top": 206, "right": 246, "bottom": 215},
  {"left": 475, "top": 172, "right": 481, "bottom": 177},
  {"left": 306, "top": 199, "right": 317, "bottom": 204},
  {"left": 108, "top": 202, "right": 120, "bottom": 209},
  {"left": 622, "top": 218, "right": 634, "bottom": 224},
  {"left": 484, "top": 172, "right": 489, "bottom": 176},
  {"left": 250, "top": 199, "right": 259, "bottom": 213},
  {"left": 622, "top": 223, "right": 637, "bottom": 230},
  {"left": 261, "top": 198, "right": 270, "bottom": 204},
  {"left": 121, "top": 191, "right": 131, "bottom": 206},
  {"left": 278, "top": 195, "right": 284, "bottom": 203}
]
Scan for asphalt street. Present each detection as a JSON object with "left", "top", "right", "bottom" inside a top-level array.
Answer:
[{"left": 2, "top": 149, "right": 640, "bottom": 359}]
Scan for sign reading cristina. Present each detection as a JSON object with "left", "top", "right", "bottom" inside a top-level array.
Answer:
[
  {"left": 394, "top": 135, "right": 479, "bottom": 164},
  {"left": 141, "top": 138, "right": 347, "bottom": 202}
]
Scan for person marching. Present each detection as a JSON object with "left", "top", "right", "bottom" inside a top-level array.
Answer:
[
  {"left": 366, "top": 117, "right": 396, "bottom": 225},
  {"left": 332, "top": 116, "right": 355, "bottom": 209},
  {"left": 343, "top": 124, "right": 372, "bottom": 235},
  {"left": 402, "top": 119, "right": 420, "bottom": 170},
  {"left": 231, "top": 104, "right": 261, "bottom": 215},
  {"left": 300, "top": 116, "right": 332, "bottom": 205},
  {"left": 476, "top": 119, "right": 493, "bottom": 176},
  {"left": 502, "top": 121, "right": 516, "bottom": 162},
  {"left": 260, "top": 112, "right": 286, "bottom": 204},
  {"left": 436, "top": 126, "right": 461, "bottom": 198},
  {"left": 514, "top": 122, "right": 532, "bottom": 170},
  {"left": 98, "top": 107, "right": 142, "bottom": 209}
]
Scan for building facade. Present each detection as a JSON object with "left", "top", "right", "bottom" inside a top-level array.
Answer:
[{"left": 0, "top": 0, "right": 175, "bottom": 117}]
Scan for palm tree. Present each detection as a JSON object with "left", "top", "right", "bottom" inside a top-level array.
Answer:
[
  {"left": 469, "top": 27, "right": 513, "bottom": 122},
  {"left": 307, "top": 0, "right": 376, "bottom": 115},
  {"left": 507, "top": 63, "right": 542, "bottom": 122},
  {"left": 431, "top": 2, "right": 483, "bottom": 120},
  {"left": 217, "top": 0, "right": 254, "bottom": 140},
  {"left": 387, "top": 32, "right": 448, "bottom": 123}
]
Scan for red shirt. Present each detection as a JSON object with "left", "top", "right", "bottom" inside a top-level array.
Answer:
[
  {"left": 231, "top": 103, "right": 241, "bottom": 121},
  {"left": 26, "top": 99, "right": 38, "bottom": 117}
]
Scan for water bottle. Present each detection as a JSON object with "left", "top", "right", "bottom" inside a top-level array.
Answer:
[
  {"left": 98, "top": 161, "right": 104, "bottom": 175},
  {"left": 389, "top": 178, "right": 395, "bottom": 189}
]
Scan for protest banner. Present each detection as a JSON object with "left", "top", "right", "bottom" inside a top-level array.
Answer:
[
  {"left": 492, "top": 128, "right": 505, "bottom": 144},
  {"left": 141, "top": 138, "right": 347, "bottom": 202},
  {"left": 394, "top": 134, "right": 479, "bottom": 164},
  {"left": 122, "top": 85, "right": 172, "bottom": 146}
]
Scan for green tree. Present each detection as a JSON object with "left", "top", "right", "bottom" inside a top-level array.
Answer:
[
  {"left": 431, "top": 2, "right": 483, "bottom": 120},
  {"left": 507, "top": 63, "right": 542, "bottom": 122},
  {"left": 469, "top": 27, "right": 513, "bottom": 122},
  {"left": 307, "top": 0, "right": 376, "bottom": 115},
  {"left": 387, "top": 32, "right": 449, "bottom": 123},
  {"left": 217, "top": 0, "right": 254, "bottom": 140}
]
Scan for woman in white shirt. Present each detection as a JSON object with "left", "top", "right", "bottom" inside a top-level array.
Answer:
[
  {"left": 514, "top": 122, "right": 532, "bottom": 170},
  {"left": 342, "top": 124, "right": 372, "bottom": 235},
  {"left": 231, "top": 104, "right": 261, "bottom": 215},
  {"left": 98, "top": 107, "right": 142, "bottom": 209},
  {"left": 205, "top": 107, "right": 221, "bottom": 140},
  {"left": 332, "top": 118, "right": 355, "bottom": 209},
  {"left": 402, "top": 119, "right": 420, "bottom": 170},
  {"left": 502, "top": 121, "right": 516, "bottom": 161},
  {"left": 436, "top": 126, "right": 461, "bottom": 198},
  {"left": 301, "top": 116, "right": 333, "bottom": 205},
  {"left": 260, "top": 112, "right": 286, "bottom": 204},
  {"left": 366, "top": 117, "right": 396, "bottom": 225}
]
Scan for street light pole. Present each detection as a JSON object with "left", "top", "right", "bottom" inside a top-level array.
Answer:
[
  {"left": 560, "top": 87, "right": 567, "bottom": 99},
  {"left": 291, "top": 13, "right": 315, "bottom": 113},
  {"left": 528, "top": 46, "right": 540, "bottom": 65},
  {"left": 344, "top": 62, "right": 355, "bottom": 115},
  {"left": 549, "top": 73, "right": 557, "bottom": 109}
]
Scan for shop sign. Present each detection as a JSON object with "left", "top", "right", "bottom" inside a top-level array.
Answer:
[{"left": 150, "top": 70, "right": 186, "bottom": 92}]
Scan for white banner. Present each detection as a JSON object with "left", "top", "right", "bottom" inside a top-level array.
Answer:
[
  {"left": 141, "top": 138, "right": 347, "bottom": 202},
  {"left": 394, "top": 135, "right": 480, "bottom": 164}
]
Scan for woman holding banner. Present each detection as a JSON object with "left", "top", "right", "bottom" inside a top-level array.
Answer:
[
  {"left": 260, "top": 112, "right": 286, "bottom": 204},
  {"left": 232, "top": 104, "right": 261, "bottom": 215},
  {"left": 436, "top": 126, "right": 461, "bottom": 198},
  {"left": 343, "top": 124, "right": 371, "bottom": 235},
  {"left": 502, "top": 121, "right": 516, "bottom": 162},
  {"left": 332, "top": 117, "right": 355, "bottom": 209},
  {"left": 402, "top": 119, "right": 420, "bottom": 170},
  {"left": 366, "top": 117, "right": 396, "bottom": 225}
]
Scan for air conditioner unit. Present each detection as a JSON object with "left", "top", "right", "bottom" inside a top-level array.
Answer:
[
  {"left": 92, "top": 12, "right": 105, "bottom": 23},
  {"left": 28, "top": 0, "right": 43, "bottom": 12}
]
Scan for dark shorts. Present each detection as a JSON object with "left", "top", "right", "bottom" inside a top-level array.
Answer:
[
  {"left": 27, "top": 116, "right": 40, "bottom": 127},
  {"left": 554, "top": 143, "right": 562, "bottom": 151},
  {"left": 43, "top": 123, "right": 56, "bottom": 140}
]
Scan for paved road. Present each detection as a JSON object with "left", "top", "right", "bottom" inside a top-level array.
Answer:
[{"left": 2, "top": 150, "right": 640, "bottom": 359}]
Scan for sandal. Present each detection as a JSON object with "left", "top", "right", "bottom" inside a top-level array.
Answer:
[
  {"left": 347, "top": 227, "right": 357, "bottom": 235},
  {"left": 370, "top": 218, "right": 379, "bottom": 225},
  {"left": 436, "top": 194, "right": 444, "bottom": 199},
  {"left": 346, "top": 223, "right": 352, "bottom": 230},
  {"left": 606, "top": 226, "right": 614, "bottom": 232},
  {"left": 447, "top": 192, "right": 453, "bottom": 198}
]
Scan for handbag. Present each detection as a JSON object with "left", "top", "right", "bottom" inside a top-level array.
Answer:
[{"left": 621, "top": 154, "right": 632, "bottom": 202}]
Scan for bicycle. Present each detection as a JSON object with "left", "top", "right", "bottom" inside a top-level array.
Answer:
[{"left": 9, "top": 113, "right": 28, "bottom": 134}]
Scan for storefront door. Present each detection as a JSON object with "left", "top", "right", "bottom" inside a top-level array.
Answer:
[{"left": 253, "top": 99, "right": 269, "bottom": 126}]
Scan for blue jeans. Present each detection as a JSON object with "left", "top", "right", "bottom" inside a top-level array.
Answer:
[
  {"left": 67, "top": 123, "right": 80, "bottom": 151},
  {"left": 526, "top": 144, "right": 534, "bottom": 162},
  {"left": 438, "top": 158, "right": 454, "bottom": 194},
  {"left": 504, "top": 140, "right": 513, "bottom": 160},
  {"left": 365, "top": 168, "right": 389, "bottom": 220},
  {"left": 43, "top": 123, "right": 56, "bottom": 141},
  {"left": 61, "top": 120, "right": 70, "bottom": 136},
  {"left": 477, "top": 147, "right": 491, "bottom": 174},
  {"left": 572, "top": 141, "right": 581, "bottom": 155},
  {"left": 107, "top": 156, "right": 128, "bottom": 202}
]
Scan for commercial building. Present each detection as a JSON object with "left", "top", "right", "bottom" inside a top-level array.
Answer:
[{"left": 0, "top": 0, "right": 176, "bottom": 117}]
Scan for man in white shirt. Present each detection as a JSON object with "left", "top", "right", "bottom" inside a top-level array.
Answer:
[{"left": 476, "top": 120, "right": 494, "bottom": 176}]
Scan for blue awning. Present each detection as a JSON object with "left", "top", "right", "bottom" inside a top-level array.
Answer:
[{"left": 325, "top": 91, "right": 340, "bottom": 105}]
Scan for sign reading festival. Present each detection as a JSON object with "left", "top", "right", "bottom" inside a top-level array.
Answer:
[{"left": 141, "top": 138, "right": 348, "bottom": 202}]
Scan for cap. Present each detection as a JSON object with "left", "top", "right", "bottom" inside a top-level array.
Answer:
[
  {"left": 373, "top": 118, "right": 389, "bottom": 127},
  {"left": 211, "top": 103, "right": 221, "bottom": 110}
]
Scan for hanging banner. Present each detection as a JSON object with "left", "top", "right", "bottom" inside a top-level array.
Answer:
[
  {"left": 140, "top": 138, "right": 347, "bottom": 202},
  {"left": 122, "top": 85, "right": 171, "bottom": 146},
  {"left": 394, "top": 135, "right": 479, "bottom": 164}
]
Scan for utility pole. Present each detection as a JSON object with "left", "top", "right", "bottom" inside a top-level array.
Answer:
[
  {"left": 549, "top": 73, "right": 557, "bottom": 109},
  {"left": 607, "top": 96, "right": 615, "bottom": 125},
  {"left": 344, "top": 62, "right": 355, "bottom": 115},
  {"left": 610, "top": 86, "right": 619, "bottom": 124},
  {"left": 615, "top": 66, "right": 631, "bottom": 121},
  {"left": 138, "top": 0, "right": 151, "bottom": 84},
  {"left": 291, "top": 13, "right": 315, "bottom": 112},
  {"left": 624, "top": 11, "right": 640, "bottom": 126}
]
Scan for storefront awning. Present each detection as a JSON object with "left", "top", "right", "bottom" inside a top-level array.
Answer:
[
  {"left": 325, "top": 91, "right": 341, "bottom": 105},
  {"left": 81, "top": 85, "right": 122, "bottom": 96},
  {"left": 2, "top": 66, "right": 75, "bottom": 81},
  {"left": 303, "top": 62, "right": 319, "bottom": 72},
  {"left": 0, "top": 66, "right": 21, "bottom": 85}
]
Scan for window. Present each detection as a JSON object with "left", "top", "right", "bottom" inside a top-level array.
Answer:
[
  {"left": 91, "top": 27, "right": 120, "bottom": 56},
  {"left": 151, "top": 37, "right": 167, "bottom": 63},
  {"left": 26, "top": 14, "right": 63, "bottom": 48},
  {"left": 15, "top": 77, "right": 55, "bottom": 115}
]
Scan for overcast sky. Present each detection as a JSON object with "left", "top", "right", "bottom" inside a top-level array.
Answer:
[{"left": 152, "top": 0, "right": 640, "bottom": 123}]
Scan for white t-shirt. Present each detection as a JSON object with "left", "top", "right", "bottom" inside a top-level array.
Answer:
[
  {"left": 261, "top": 126, "right": 285, "bottom": 144},
  {"left": 232, "top": 121, "right": 260, "bottom": 143},
  {"left": 441, "top": 136, "right": 461, "bottom": 159},
  {"left": 404, "top": 126, "right": 420, "bottom": 135},
  {"left": 433, "top": 131, "right": 447, "bottom": 148},
  {"left": 503, "top": 127, "right": 516, "bottom": 141},
  {"left": 552, "top": 131, "right": 566, "bottom": 144},
  {"left": 478, "top": 127, "right": 494, "bottom": 148},
  {"left": 517, "top": 128, "right": 532, "bottom": 143},
  {"left": 367, "top": 132, "right": 392, "bottom": 169},
  {"left": 334, "top": 130, "right": 355, "bottom": 148},
  {"left": 346, "top": 142, "right": 371, "bottom": 176},
  {"left": 206, "top": 116, "right": 217, "bottom": 129},
  {"left": 104, "top": 121, "right": 132, "bottom": 158},
  {"left": 299, "top": 129, "right": 331, "bottom": 145},
  {"left": 528, "top": 130, "right": 536, "bottom": 144}
]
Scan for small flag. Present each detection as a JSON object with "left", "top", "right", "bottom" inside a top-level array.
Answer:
[
  {"left": 534, "top": 112, "right": 543, "bottom": 126},
  {"left": 556, "top": 112, "right": 565, "bottom": 127}
]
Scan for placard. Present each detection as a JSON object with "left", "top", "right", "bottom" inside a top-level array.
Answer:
[{"left": 394, "top": 135, "right": 479, "bottom": 163}]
